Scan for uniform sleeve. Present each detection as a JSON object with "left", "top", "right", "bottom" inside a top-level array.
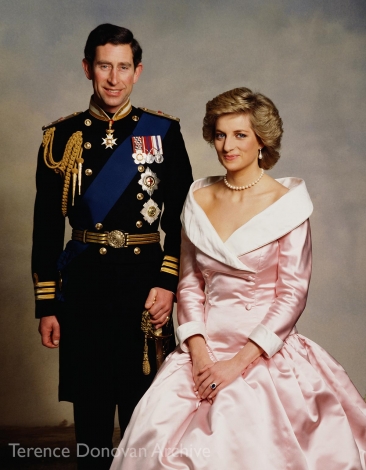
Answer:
[
  {"left": 32, "top": 140, "right": 65, "bottom": 318},
  {"left": 248, "top": 219, "right": 312, "bottom": 357},
  {"left": 157, "top": 121, "right": 193, "bottom": 293},
  {"left": 175, "top": 231, "right": 207, "bottom": 352}
]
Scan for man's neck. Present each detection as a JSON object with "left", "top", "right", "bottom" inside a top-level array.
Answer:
[{"left": 89, "top": 96, "right": 132, "bottom": 121}]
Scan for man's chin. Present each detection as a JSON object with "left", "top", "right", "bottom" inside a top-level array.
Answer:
[
  {"left": 100, "top": 98, "right": 127, "bottom": 114},
  {"left": 92, "top": 94, "right": 124, "bottom": 113}
]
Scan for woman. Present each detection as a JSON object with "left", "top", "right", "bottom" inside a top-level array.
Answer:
[{"left": 111, "top": 88, "right": 366, "bottom": 469}]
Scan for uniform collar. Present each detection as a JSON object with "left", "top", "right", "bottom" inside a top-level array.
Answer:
[
  {"left": 88, "top": 97, "right": 132, "bottom": 121},
  {"left": 181, "top": 176, "right": 313, "bottom": 272}
]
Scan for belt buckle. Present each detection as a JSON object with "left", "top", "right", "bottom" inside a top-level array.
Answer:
[{"left": 107, "top": 230, "right": 127, "bottom": 248}]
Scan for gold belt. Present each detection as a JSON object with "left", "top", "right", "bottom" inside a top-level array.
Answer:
[{"left": 72, "top": 229, "right": 160, "bottom": 248}]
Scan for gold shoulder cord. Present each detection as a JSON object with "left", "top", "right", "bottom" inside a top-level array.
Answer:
[{"left": 42, "top": 128, "right": 83, "bottom": 216}]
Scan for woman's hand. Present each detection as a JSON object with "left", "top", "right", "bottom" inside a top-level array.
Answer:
[
  {"left": 195, "top": 341, "right": 264, "bottom": 403},
  {"left": 195, "top": 357, "right": 243, "bottom": 403},
  {"left": 192, "top": 356, "right": 214, "bottom": 393}
]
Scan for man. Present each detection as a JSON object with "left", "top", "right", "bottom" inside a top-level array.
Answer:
[{"left": 32, "top": 24, "right": 192, "bottom": 469}]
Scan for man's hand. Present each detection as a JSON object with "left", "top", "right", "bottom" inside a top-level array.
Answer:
[
  {"left": 38, "top": 316, "right": 60, "bottom": 348},
  {"left": 145, "top": 287, "right": 174, "bottom": 329}
]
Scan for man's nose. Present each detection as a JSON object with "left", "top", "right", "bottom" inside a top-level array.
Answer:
[{"left": 107, "top": 68, "right": 118, "bottom": 85}]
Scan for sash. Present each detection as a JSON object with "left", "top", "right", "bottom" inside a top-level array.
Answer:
[
  {"left": 56, "top": 112, "right": 172, "bottom": 295},
  {"left": 79, "top": 112, "right": 171, "bottom": 228}
]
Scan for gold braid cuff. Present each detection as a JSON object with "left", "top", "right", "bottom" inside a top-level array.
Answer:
[
  {"left": 43, "top": 128, "right": 83, "bottom": 216},
  {"left": 33, "top": 273, "right": 56, "bottom": 300},
  {"left": 160, "top": 255, "right": 179, "bottom": 276}
]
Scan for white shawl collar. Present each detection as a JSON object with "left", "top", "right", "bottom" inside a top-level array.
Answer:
[{"left": 181, "top": 176, "right": 313, "bottom": 272}]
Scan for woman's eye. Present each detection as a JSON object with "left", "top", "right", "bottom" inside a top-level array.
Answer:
[
  {"left": 236, "top": 133, "right": 246, "bottom": 138},
  {"left": 215, "top": 133, "right": 225, "bottom": 139}
]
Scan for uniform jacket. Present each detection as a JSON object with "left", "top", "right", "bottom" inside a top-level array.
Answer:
[{"left": 32, "top": 99, "right": 193, "bottom": 318}]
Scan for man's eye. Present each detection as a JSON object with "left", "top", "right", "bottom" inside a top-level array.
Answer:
[{"left": 100, "top": 65, "right": 110, "bottom": 70}]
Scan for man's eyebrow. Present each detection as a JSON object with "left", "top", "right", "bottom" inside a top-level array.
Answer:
[{"left": 96, "top": 60, "right": 132, "bottom": 66}]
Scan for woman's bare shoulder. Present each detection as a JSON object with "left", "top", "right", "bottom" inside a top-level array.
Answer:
[
  {"left": 263, "top": 175, "right": 289, "bottom": 197},
  {"left": 193, "top": 181, "right": 222, "bottom": 206}
]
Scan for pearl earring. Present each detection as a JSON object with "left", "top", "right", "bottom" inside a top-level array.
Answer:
[{"left": 258, "top": 148, "right": 263, "bottom": 160}]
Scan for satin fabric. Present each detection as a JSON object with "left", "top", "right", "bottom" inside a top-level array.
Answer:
[{"left": 111, "top": 178, "right": 366, "bottom": 470}]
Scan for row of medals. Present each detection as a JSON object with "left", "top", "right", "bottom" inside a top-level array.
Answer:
[{"left": 103, "top": 120, "right": 162, "bottom": 225}]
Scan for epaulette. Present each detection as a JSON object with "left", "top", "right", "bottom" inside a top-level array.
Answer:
[
  {"left": 139, "top": 107, "right": 180, "bottom": 122},
  {"left": 42, "top": 111, "right": 83, "bottom": 131}
]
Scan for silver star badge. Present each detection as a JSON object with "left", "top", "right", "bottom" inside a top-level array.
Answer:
[
  {"left": 140, "top": 198, "right": 161, "bottom": 225},
  {"left": 102, "top": 130, "right": 117, "bottom": 149},
  {"left": 138, "top": 167, "right": 160, "bottom": 196}
]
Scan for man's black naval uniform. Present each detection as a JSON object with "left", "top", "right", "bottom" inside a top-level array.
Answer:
[{"left": 32, "top": 98, "right": 193, "bottom": 465}]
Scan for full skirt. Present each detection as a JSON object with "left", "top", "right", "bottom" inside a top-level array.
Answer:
[{"left": 110, "top": 333, "right": 366, "bottom": 470}]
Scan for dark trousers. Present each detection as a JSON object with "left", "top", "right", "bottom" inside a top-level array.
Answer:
[
  {"left": 74, "top": 397, "right": 139, "bottom": 470},
  {"left": 62, "top": 255, "right": 169, "bottom": 469}
]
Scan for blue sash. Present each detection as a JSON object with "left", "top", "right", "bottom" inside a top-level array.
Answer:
[
  {"left": 79, "top": 112, "right": 171, "bottom": 228},
  {"left": 56, "top": 112, "right": 171, "bottom": 298}
]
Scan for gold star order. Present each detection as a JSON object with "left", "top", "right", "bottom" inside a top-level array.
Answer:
[{"left": 102, "top": 136, "right": 117, "bottom": 149}]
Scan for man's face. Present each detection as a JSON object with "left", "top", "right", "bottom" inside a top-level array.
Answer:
[{"left": 82, "top": 43, "right": 143, "bottom": 113}]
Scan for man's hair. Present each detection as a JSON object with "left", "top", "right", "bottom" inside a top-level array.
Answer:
[
  {"left": 84, "top": 23, "right": 142, "bottom": 68},
  {"left": 202, "top": 87, "right": 283, "bottom": 170}
]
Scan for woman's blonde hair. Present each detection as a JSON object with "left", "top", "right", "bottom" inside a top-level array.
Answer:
[{"left": 202, "top": 87, "right": 283, "bottom": 169}]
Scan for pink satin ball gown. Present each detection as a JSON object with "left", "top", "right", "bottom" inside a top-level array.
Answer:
[{"left": 111, "top": 177, "right": 366, "bottom": 470}]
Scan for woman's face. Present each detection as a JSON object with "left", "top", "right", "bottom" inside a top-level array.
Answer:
[{"left": 214, "top": 113, "right": 261, "bottom": 172}]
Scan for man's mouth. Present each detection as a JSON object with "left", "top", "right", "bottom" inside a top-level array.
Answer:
[{"left": 104, "top": 88, "right": 122, "bottom": 95}]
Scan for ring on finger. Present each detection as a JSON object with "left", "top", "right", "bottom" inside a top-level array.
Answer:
[
  {"left": 166, "top": 316, "right": 170, "bottom": 322},
  {"left": 210, "top": 382, "right": 217, "bottom": 390}
]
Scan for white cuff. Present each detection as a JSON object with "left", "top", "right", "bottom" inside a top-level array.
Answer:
[
  {"left": 248, "top": 324, "right": 284, "bottom": 358},
  {"left": 176, "top": 321, "right": 207, "bottom": 352}
]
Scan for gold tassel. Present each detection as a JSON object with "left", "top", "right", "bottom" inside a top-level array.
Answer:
[{"left": 142, "top": 336, "right": 151, "bottom": 375}]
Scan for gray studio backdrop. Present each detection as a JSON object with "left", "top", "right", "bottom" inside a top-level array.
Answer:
[{"left": 0, "top": 0, "right": 365, "bottom": 426}]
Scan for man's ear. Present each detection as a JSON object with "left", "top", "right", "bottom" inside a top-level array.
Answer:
[
  {"left": 82, "top": 58, "right": 93, "bottom": 80},
  {"left": 133, "top": 63, "right": 143, "bottom": 84}
]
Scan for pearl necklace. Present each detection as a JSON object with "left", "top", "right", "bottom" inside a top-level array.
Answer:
[{"left": 223, "top": 168, "right": 264, "bottom": 191}]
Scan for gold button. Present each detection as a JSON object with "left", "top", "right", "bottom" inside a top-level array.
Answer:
[
  {"left": 137, "top": 193, "right": 144, "bottom": 200},
  {"left": 99, "top": 247, "right": 107, "bottom": 255},
  {"left": 136, "top": 220, "right": 143, "bottom": 228},
  {"left": 84, "top": 142, "right": 92, "bottom": 149},
  {"left": 95, "top": 223, "right": 103, "bottom": 230},
  {"left": 132, "top": 115, "right": 139, "bottom": 121},
  {"left": 134, "top": 247, "right": 141, "bottom": 255},
  {"left": 84, "top": 119, "right": 92, "bottom": 126},
  {"left": 147, "top": 206, "right": 157, "bottom": 217},
  {"left": 138, "top": 165, "right": 145, "bottom": 173},
  {"left": 85, "top": 168, "right": 93, "bottom": 176}
]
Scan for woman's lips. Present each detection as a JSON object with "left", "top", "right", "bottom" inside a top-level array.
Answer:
[{"left": 223, "top": 154, "right": 238, "bottom": 161}]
